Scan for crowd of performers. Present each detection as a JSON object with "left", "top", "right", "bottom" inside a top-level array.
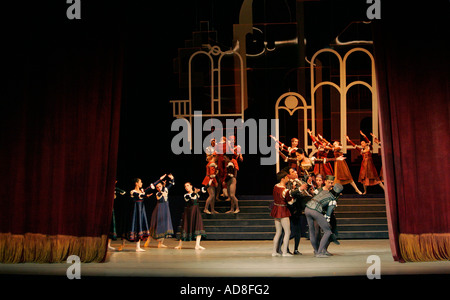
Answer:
[
  {"left": 108, "top": 135, "right": 243, "bottom": 252},
  {"left": 108, "top": 130, "right": 383, "bottom": 256},
  {"left": 269, "top": 129, "right": 384, "bottom": 257}
]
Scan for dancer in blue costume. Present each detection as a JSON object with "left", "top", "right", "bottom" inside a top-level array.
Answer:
[
  {"left": 149, "top": 173, "right": 175, "bottom": 248},
  {"left": 127, "top": 178, "right": 153, "bottom": 252}
]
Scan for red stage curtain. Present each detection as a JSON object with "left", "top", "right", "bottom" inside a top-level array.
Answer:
[
  {"left": 0, "top": 23, "right": 123, "bottom": 262},
  {"left": 372, "top": 1, "right": 450, "bottom": 262}
]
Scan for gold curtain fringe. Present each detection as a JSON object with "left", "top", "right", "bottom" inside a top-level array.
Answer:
[
  {"left": 399, "top": 233, "right": 450, "bottom": 262},
  {"left": 0, "top": 233, "right": 107, "bottom": 263}
]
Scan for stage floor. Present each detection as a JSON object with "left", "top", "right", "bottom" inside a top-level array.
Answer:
[{"left": 1, "top": 239, "right": 449, "bottom": 279}]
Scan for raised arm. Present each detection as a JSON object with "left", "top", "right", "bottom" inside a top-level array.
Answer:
[
  {"left": 360, "top": 131, "right": 371, "bottom": 144},
  {"left": 346, "top": 135, "right": 358, "bottom": 148},
  {"left": 269, "top": 135, "right": 289, "bottom": 153}
]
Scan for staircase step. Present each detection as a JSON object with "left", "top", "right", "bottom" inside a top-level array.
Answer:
[
  {"left": 202, "top": 212, "right": 270, "bottom": 219},
  {"left": 203, "top": 219, "right": 275, "bottom": 226},
  {"left": 197, "top": 194, "right": 388, "bottom": 240},
  {"left": 335, "top": 217, "right": 387, "bottom": 225},
  {"left": 204, "top": 232, "right": 275, "bottom": 240},
  {"left": 335, "top": 204, "right": 386, "bottom": 212},
  {"left": 205, "top": 225, "right": 275, "bottom": 233},
  {"left": 338, "top": 231, "right": 389, "bottom": 239},
  {"left": 337, "top": 198, "right": 386, "bottom": 205},
  {"left": 336, "top": 224, "right": 388, "bottom": 231},
  {"left": 334, "top": 211, "right": 386, "bottom": 218}
]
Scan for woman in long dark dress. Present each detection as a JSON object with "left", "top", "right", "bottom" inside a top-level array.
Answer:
[
  {"left": 127, "top": 178, "right": 152, "bottom": 251},
  {"left": 175, "top": 181, "right": 210, "bottom": 250},
  {"left": 149, "top": 174, "right": 175, "bottom": 248}
]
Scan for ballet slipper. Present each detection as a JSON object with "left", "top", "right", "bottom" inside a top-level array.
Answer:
[
  {"left": 203, "top": 209, "right": 212, "bottom": 214},
  {"left": 233, "top": 209, "right": 240, "bottom": 214},
  {"left": 195, "top": 245, "right": 205, "bottom": 250}
]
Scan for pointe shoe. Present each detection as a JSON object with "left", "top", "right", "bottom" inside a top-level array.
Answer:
[
  {"left": 272, "top": 253, "right": 281, "bottom": 257},
  {"left": 108, "top": 246, "right": 116, "bottom": 251},
  {"left": 233, "top": 209, "right": 240, "bottom": 214},
  {"left": 158, "top": 243, "right": 168, "bottom": 248},
  {"left": 136, "top": 247, "right": 146, "bottom": 252},
  {"left": 212, "top": 210, "right": 219, "bottom": 214},
  {"left": 195, "top": 245, "right": 205, "bottom": 250},
  {"left": 174, "top": 245, "right": 182, "bottom": 250},
  {"left": 203, "top": 209, "right": 212, "bottom": 214},
  {"left": 225, "top": 210, "right": 234, "bottom": 214},
  {"left": 282, "top": 252, "right": 293, "bottom": 257}
]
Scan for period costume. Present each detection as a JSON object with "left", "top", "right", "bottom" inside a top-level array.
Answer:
[
  {"left": 332, "top": 148, "right": 354, "bottom": 185},
  {"left": 348, "top": 136, "right": 381, "bottom": 186},
  {"left": 149, "top": 178, "right": 175, "bottom": 239},
  {"left": 177, "top": 187, "right": 207, "bottom": 241},
  {"left": 127, "top": 188, "right": 151, "bottom": 242},
  {"left": 202, "top": 161, "right": 218, "bottom": 187},
  {"left": 305, "top": 183, "right": 343, "bottom": 256},
  {"left": 308, "top": 133, "right": 334, "bottom": 177},
  {"left": 271, "top": 184, "right": 292, "bottom": 219}
]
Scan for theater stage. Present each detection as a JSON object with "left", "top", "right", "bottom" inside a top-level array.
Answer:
[{"left": 1, "top": 239, "right": 449, "bottom": 279}]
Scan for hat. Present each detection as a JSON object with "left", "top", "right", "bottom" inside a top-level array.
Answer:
[{"left": 325, "top": 175, "right": 335, "bottom": 181}]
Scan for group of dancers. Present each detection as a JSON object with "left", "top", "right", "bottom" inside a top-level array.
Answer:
[
  {"left": 270, "top": 129, "right": 384, "bottom": 257},
  {"left": 272, "top": 129, "right": 384, "bottom": 195},
  {"left": 108, "top": 135, "right": 243, "bottom": 252},
  {"left": 203, "top": 136, "right": 243, "bottom": 215},
  {"left": 109, "top": 174, "right": 209, "bottom": 251},
  {"left": 109, "top": 129, "right": 383, "bottom": 255}
]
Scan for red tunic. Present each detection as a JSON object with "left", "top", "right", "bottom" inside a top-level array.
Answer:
[
  {"left": 270, "top": 185, "right": 292, "bottom": 218},
  {"left": 202, "top": 161, "right": 218, "bottom": 187}
]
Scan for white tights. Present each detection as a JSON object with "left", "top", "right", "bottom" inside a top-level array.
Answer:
[{"left": 272, "top": 217, "right": 290, "bottom": 255}]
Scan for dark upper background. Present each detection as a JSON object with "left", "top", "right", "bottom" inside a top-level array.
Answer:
[{"left": 3, "top": 0, "right": 380, "bottom": 197}]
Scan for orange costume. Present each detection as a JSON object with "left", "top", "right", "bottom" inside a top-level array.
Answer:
[
  {"left": 333, "top": 148, "right": 354, "bottom": 185},
  {"left": 348, "top": 136, "right": 381, "bottom": 186}
]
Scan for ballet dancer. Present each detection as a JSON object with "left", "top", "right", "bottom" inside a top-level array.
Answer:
[
  {"left": 148, "top": 174, "right": 175, "bottom": 248},
  {"left": 202, "top": 154, "right": 219, "bottom": 214},
  {"left": 271, "top": 170, "right": 295, "bottom": 256},
  {"left": 305, "top": 176, "right": 343, "bottom": 257},
  {"left": 319, "top": 136, "right": 362, "bottom": 195},
  {"left": 108, "top": 181, "right": 126, "bottom": 251},
  {"left": 223, "top": 154, "right": 240, "bottom": 214},
  {"left": 370, "top": 133, "right": 383, "bottom": 183},
  {"left": 307, "top": 129, "right": 334, "bottom": 177},
  {"left": 175, "top": 180, "right": 211, "bottom": 250},
  {"left": 346, "top": 131, "right": 384, "bottom": 194},
  {"left": 128, "top": 178, "right": 152, "bottom": 252}
]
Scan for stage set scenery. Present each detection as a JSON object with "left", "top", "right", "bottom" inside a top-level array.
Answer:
[{"left": 0, "top": 0, "right": 449, "bottom": 281}]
